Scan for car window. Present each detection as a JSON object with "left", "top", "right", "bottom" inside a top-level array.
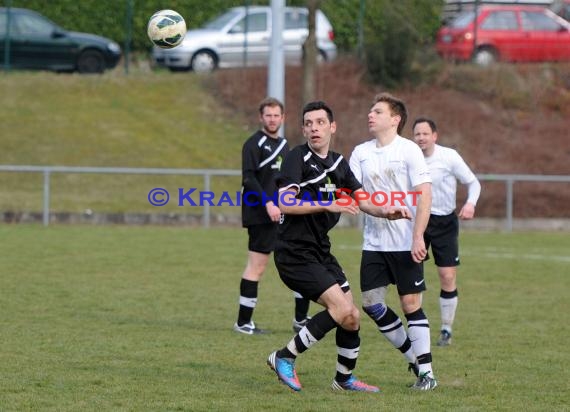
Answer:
[
  {"left": 285, "top": 10, "right": 308, "bottom": 29},
  {"left": 231, "top": 12, "right": 267, "bottom": 33},
  {"left": 450, "top": 11, "right": 476, "bottom": 28},
  {"left": 14, "top": 13, "right": 54, "bottom": 36},
  {"left": 204, "top": 9, "right": 241, "bottom": 30},
  {"left": 521, "top": 11, "right": 562, "bottom": 31},
  {"left": 480, "top": 11, "right": 518, "bottom": 30}
]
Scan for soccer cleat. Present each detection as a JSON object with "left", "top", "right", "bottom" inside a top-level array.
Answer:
[
  {"left": 267, "top": 351, "right": 302, "bottom": 391},
  {"left": 408, "top": 362, "right": 419, "bottom": 377},
  {"left": 233, "top": 321, "right": 269, "bottom": 335},
  {"left": 331, "top": 376, "right": 380, "bottom": 393},
  {"left": 292, "top": 316, "right": 312, "bottom": 333},
  {"left": 437, "top": 329, "right": 452, "bottom": 346},
  {"left": 411, "top": 372, "right": 438, "bottom": 391}
]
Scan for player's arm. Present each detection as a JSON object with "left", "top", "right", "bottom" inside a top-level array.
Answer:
[
  {"left": 278, "top": 187, "right": 359, "bottom": 216},
  {"left": 411, "top": 182, "right": 431, "bottom": 263},
  {"left": 355, "top": 189, "right": 412, "bottom": 220},
  {"left": 458, "top": 178, "right": 481, "bottom": 220},
  {"left": 452, "top": 152, "right": 481, "bottom": 220}
]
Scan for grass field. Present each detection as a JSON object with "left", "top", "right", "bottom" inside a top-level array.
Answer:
[{"left": 1, "top": 225, "right": 568, "bottom": 411}]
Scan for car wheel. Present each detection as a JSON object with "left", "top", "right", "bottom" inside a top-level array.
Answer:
[
  {"left": 191, "top": 51, "right": 217, "bottom": 73},
  {"left": 77, "top": 50, "right": 105, "bottom": 74},
  {"left": 473, "top": 48, "right": 497, "bottom": 67}
]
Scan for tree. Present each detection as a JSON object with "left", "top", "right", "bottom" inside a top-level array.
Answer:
[{"left": 301, "top": 0, "right": 320, "bottom": 106}]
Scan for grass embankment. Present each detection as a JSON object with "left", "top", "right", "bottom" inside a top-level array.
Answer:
[{"left": 0, "top": 71, "right": 246, "bottom": 214}]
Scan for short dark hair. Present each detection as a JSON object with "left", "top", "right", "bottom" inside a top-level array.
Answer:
[
  {"left": 413, "top": 117, "right": 437, "bottom": 133},
  {"left": 259, "top": 97, "right": 284, "bottom": 115},
  {"left": 372, "top": 93, "right": 407, "bottom": 134},
  {"left": 302, "top": 101, "right": 334, "bottom": 123}
]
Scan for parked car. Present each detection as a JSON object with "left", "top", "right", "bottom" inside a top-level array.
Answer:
[
  {"left": 436, "top": 4, "right": 570, "bottom": 65},
  {"left": 152, "top": 6, "right": 337, "bottom": 73},
  {"left": 0, "top": 7, "right": 121, "bottom": 73}
]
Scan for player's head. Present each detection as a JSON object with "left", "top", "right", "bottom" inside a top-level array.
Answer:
[
  {"left": 370, "top": 93, "right": 408, "bottom": 135},
  {"left": 413, "top": 117, "right": 438, "bottom": 155},
  {"left": 258, "top": 97, "right": 284, "bottom": 136},
  {"left": 302, "top": 101, "right": 336, "bottom": 155}
]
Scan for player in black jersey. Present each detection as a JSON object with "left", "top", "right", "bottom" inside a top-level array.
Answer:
[
  {"left": 234, "top": 97, "right": 311, "bottom": 335},
  {"left": 267, "top": 101, "right": 411, "bottom": 392}
]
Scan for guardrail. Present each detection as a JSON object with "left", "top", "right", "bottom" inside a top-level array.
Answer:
[{"left": 0, "top": 165, "right": 569, "bottom": 231}]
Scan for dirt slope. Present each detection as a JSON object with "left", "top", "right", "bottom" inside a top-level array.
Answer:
[{"left": 209, "top": 60, "right": 570, "bottom": 218}]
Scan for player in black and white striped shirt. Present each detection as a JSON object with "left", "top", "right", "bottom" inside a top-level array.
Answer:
[
  {"left": 413, "top": 117, "right": 481, "bottom": 347},
  {"left": 267, "top": 101, "right": 411, "bottom": 392},
  {"left": 233, "top": 97, "right": 311, "bottom": 335}
]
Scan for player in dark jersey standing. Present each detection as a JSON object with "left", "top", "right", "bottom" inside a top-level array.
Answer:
[
  {"left": 267, "top": 101, "right": 412, "bottom": 392},
  {"left": 234, "top": 97, "right": 311, "bottom": 335}
]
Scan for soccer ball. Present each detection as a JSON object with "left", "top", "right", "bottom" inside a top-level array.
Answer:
[{"left": 147, "top": 9, "right": 186, "bottom": 49}]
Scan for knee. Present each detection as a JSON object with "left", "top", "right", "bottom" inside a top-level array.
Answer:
[
  {"left": 338, "top": 304, "right": 360, "bottom": 331},
  {"left": 400, "top": 294, "right": 421, "bottom": 314},
  {"left": 363, "top": 302, "right": 387, "bottom": 321}
]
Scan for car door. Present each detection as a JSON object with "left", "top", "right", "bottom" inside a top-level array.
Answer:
[
  {"left": 479, "top": 10, "right": 524, "bottom": 61},
  {"left": 521, "top": 10, "right": 570, "bottom": 61},
  {"left": 283, "top": 9, "right": 308, "bottom": 65},
  {"left": 9, "top": 11, "right": 76, "bottom": 70},
  {"left": 218, "top": 10, "right": 269, "bottom": 67}
]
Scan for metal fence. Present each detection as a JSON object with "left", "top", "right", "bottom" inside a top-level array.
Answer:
[{"left": 0, "top": 165, "right": 569, "bottom": 231}]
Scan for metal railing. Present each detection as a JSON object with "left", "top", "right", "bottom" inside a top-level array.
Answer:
[
  {"left": 0, "top": 165, "right": 240, "bottom": 228},
  {"left": 0, "top": 165, "right": 569, "bottom": 230}
]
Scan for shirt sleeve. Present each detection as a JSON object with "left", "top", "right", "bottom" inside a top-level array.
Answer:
[
  {"left": 242, "top": 139, "right": 265, "bottom": 196},
  {"left": 451, "top": 150, "right": 481, "bottom": 205},
  {"left": 342, "top": 158, "right": 363, "bottom": 193},
  {"left": 276, "top": 148, "right": 303, "bottom": 192},
  {"left": 407, "top": 144, "right": 432, "bottom": 188},
  {"left": 349, "top": 146, "right": 363, "bottom": 184}
]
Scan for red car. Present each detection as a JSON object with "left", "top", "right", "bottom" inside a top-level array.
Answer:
[{"left": 436, "top": 5, "right": 570, "bottom": 65}]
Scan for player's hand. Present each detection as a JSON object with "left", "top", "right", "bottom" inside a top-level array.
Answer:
[
  {"left": 458, "top": 203, "right": 475, "bottom": 220},
  {"left": 266, "top": 202, "right": 282, "bottom": 222},
  {"left": 329, "top": 198, "right": 360, "bottom": 215},
  {"left": 384, "top": 206, "right": 412, "bottom": 220},
  {"left": 411, "top": 237, "right": 427, "bottom": 263}
]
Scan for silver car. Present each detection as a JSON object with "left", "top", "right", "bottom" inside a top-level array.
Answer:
[{"left": 152, "top": 6, "right": 337, "bottom": 73}]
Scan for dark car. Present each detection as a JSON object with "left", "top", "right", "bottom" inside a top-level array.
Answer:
[
  {"left": 436, "top": 5, "right": 570, "bottom": 66},
  {"left": 0, "top": 7, "right": 121, "bottom": 73}
]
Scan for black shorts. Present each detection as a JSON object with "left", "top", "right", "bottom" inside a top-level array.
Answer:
[
  {"left": 424, "top": 213, "right": 460, "bottom": 267},
  {"left": 360, "top": 251, "right": 425, "bottom": 296},
  {"left": 247, "top": 223, "right": 277, "bottom": 254},
  {"left": 274, "top": 251, "right": 350, "bottom": 302}
]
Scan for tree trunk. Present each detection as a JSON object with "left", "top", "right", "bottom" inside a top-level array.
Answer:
[{"left": 302, "top": 0, "right": 320, "bottom": 107}]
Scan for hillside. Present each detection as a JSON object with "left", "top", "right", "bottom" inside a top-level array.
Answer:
[
  {"left": 210, "top": 59, "right": 570, "bottom": 218},
  {"left": 0, "top": 62, "right": 568, "bottom": 220}
]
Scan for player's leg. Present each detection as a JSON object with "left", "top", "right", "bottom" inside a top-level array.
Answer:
[
  {"left": 292, "top": 291, "right": 311, "bottom": 332},
  {"left": 360, "top": 251, "right": 418, "bottom": 376},
  {"left": 430, "top": 213, "right": 460, "bottom": 346},
  {"left": 437, "top": 266, "right": 457, "bottom": 346},
  {"left": 234, "top": 224, "right": 274, "bottom": 334},
  {"left": 324, "top": 285, "right": 379, "bottom": 393},
  {"left": 395, "top": 253, "right": 437, "bottom": 390},
  {"left": 267, "top": 261, "right": 376, "bottom": 392}
]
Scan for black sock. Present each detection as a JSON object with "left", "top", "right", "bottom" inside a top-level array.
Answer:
[
  {"left": 294, "top": 296, "right": 311, "bottom": 322},
  {"left": 237, "top": 279, "right": 258, "bottom": 326}
]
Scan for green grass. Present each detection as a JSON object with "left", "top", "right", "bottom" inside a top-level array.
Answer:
[
  {"left": 0, "top": 71, "right": 247, "bottom": 213},
  {"left": 1, "top": 226, "right": 568, "bottom": 411}
]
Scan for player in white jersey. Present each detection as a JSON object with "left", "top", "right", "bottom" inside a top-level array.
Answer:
[
  {"left": 413, "top": 117, "right": 481, "bottom": 346},
  {"left": 349, "top": 93, "right": 437, "bottom": 391}
]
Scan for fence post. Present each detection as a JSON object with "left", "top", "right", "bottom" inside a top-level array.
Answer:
[
  {"left": 203, "top": 173, "right": 211, "bottom": 228},
  {"left": 43, "top": 169, "right": 51, "bottom": 226},
  {"left": 506, "top": 179, "right": 513, "bottom": 232}
]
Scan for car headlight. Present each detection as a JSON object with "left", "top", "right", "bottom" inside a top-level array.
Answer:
[{"left": 107, "top": 42, "right": 121, "bottom": 54}]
